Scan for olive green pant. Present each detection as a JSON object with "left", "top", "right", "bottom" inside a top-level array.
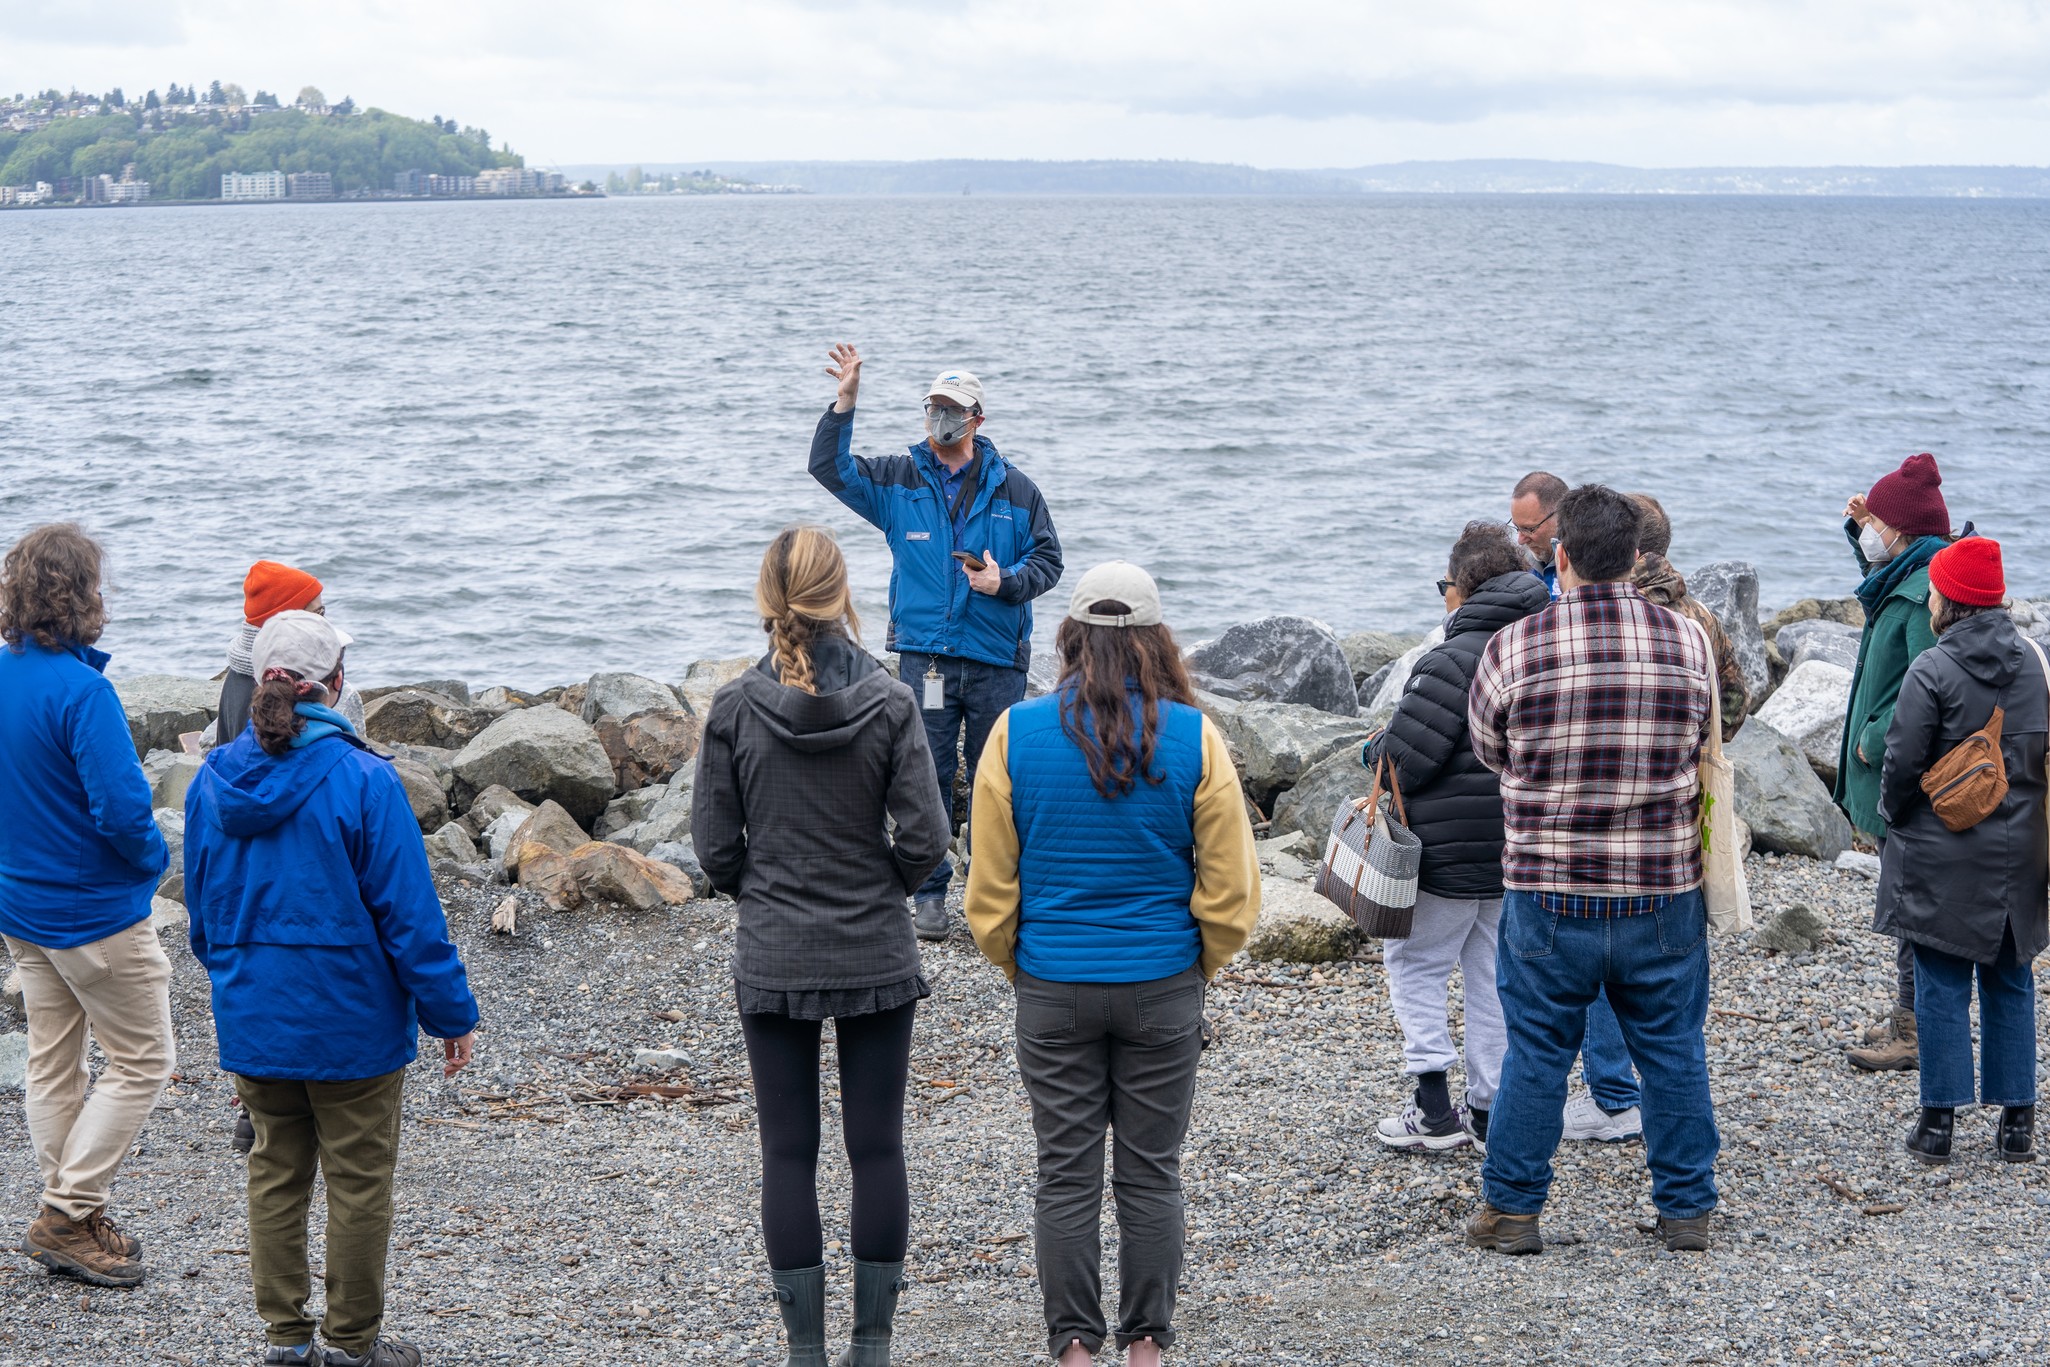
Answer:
[{"left": 233, "top": 1069, "right": 406, "bottom": 1353}]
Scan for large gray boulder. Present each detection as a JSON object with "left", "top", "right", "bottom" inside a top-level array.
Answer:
[
  {"left": 363, "top": 689, "right": 494, "bottom": 750},
  {"left": 423, "top": 821, "right": 481, "bottom": 870},
  {"left": 596, "top": 784, "right": 670, "bottom": 839},
  {"left": 1727, "top": 719, "right": 1852, "bottom": 862},
  {"left": 452, "top": 707, "right": 617, "bottom": 827},
  {"left": 361, "top": 679, "right": 471, "bottom": 704},
  {"left": 1188, "top": 617, "right": 1358, "bottom": 717},
  {"left": 1196, "top": 693, "right": 1372, "bottom": 806},
  {"left": 1364, "top": 626, "right": 1447, "bottom": 729},
  {"left": 1245, "top": 878, "right": 1357, "bottom": 963},
  {"left": 678, "top": 657, "right": 757, "bottom": 718},
  {"left": 612, "top": 780, "right": 694, "bottom": 854},
  {"left": 581, "top": 672, "right": 683, "bottom": 724},
  {"left": 1339, "top": 631, "right": 1419, "bottom": 689},
  {"left": 389, "top": 755, "right": 451, "bottom": 835},
  {"left": 1688, "top": 563, "right": 1771, "bottom": 707},
  {"left": 154, "top": 809, "right": 185, "bottom": 905},
  {"left": 0, "top": 1031, "right": 26, "bottom": 1091},
  {"left": 1752, "top": 660, "right": 1852, "bottom": 786},
  {"left": 1268, "top": 745, "right": 1373, "bottom": 844},
  {"left": 1763, "top": 597, "right": 1864, "bottom": 642},
  {"left": 461, "top": 784, "right": 535, "bottom": 837},
  {"left": 143, "top": 750, "right": 203, "bottom": 811},
  {"left": 115, "top": 676, "right": 218, "bottom": 757},
  {"left": 647, "top": 840, "right": 710, "bottom": 898},
  {"left": 2006, "top": 600, "right": 2050, "bottom": 646},
  {"left": 1776, "top": 620, "right": 1861, "bottom": 674}
]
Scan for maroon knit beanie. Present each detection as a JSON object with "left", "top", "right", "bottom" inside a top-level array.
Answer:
[
  {"left": 1865, "top": 453, "right": 1950, "bottom": 539},
  {"left": 1929, "top": 537, "right": 2004, "bottom": 608}
]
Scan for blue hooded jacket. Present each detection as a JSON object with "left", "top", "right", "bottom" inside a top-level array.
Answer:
[
  {"left": 185, "top": 719, "right": 479, "bottom": 1082},
  {"left": 809, "top": 405, "right": 1063, "bottom": 671},
  {"left": 0, "top": 641, "right": 168, "bottom": 949}
]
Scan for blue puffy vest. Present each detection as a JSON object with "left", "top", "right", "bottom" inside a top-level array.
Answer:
[{"left": 1007, "top": 691, "right": 1205, "bottom": 983}]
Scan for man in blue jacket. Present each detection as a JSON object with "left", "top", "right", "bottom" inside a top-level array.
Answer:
[
  {"left": 0, "top": 524, "right": 174, "bottom": 1292},
  {"left": 811, "top": 343, "right": 1064, "bottom": 940}
]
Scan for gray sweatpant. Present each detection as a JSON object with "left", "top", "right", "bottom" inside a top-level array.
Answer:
[
  {"left": 1381, "top": 890, "right": 1506, "bottom": 1110},
  {"left": 1012, "top": 967, "right": 1205, "bottom": 1358}
]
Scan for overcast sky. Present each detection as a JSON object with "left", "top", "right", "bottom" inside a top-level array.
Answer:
[{"left": 6, "top": 0, "right": 2048, "bottom": 168}]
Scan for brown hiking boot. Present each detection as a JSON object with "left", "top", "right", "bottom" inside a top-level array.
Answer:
[
  {"left": 22, "top": 1205, "right": 146, "bottom": 1287},
  {"left": 86, "top": 1209, "right": 141, "bottom": 1258},
  {"left": 1847, "top": 1008, "right": 1918, "bottom": 1071},
  {"left": 1466, "top": 1203, "right": 1543, "bottom": 1254}
]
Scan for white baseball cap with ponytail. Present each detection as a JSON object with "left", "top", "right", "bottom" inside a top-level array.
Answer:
[{"left": 252, "top": 609, "right": 353, "bottom": 683}]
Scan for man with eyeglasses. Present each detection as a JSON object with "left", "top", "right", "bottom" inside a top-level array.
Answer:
[
  {"left": 1509, "top": 471, "right": 1569, "bottom": 600},
  {"left": 810, "top": 343, "right": 1064, "bottom": 941}
]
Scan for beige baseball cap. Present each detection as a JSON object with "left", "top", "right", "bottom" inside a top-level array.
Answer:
[
  {"left": 252, "top": 609, "right": 353, "bottom": 682},
  {"left": 1067, "top": 562, "right": 1163, "bottom": 628},
  {"left": 926, "top": 369, "right": 983, "bottom": 412}
]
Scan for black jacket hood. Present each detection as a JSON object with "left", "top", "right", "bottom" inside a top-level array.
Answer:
[
  {"left": 741, "top": 634, "right": 896, "bottom": 753},
  {"left": 1939, "top": 610, "right": 2026, "bottom": 690},
  {"left": 1447, "top": 571, "right": 1553, "bottom": 640}
]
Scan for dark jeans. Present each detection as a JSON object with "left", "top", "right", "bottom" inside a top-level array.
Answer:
[
  {"left": 1912, "top": 932, "right": 2038, "bottom": 1110},
  {"left": 234, "top": 1069, "right": 406, "bottom": 1354},
  {"left": 739, "top": 1002, "right": 918, "bottom": 1269},
  {"left": 897, "top": 651, "right": 1028, "bottom": 900},
  {"left": 1013, "top": 968, "right": 1205, "bottom": 1357},
  {"left": 1581, "top": 987, "right": 1642, "bottom": 1111},
  {"left": 1484, "top": 890, "right": 1719, "bottom": 1219}
]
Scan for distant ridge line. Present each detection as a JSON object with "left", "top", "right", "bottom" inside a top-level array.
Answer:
[{"left": 556, "top": 157, "right": 2050, "bottom": 198}]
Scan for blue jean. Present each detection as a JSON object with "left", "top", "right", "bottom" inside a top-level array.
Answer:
[
  {"left": 1582, "top": 988, "right": 1643, "bottom": 1111},
  {"left": 1912, "top": 937, "right": 2038, "bottom": 1110},
  {"left": 897, "top": 652, "right": 1028, "bottom": 900},
  {"left": 1484, "top": 890, "right": 1719, "bottom": 1219}
]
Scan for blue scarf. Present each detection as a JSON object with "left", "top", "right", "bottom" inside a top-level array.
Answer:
[
  {"left": 290, "top": 701, "right": 356, "bottom": 749},
  {"left": 1854, "top": 534, "right": 1946, "bottom": 616}
]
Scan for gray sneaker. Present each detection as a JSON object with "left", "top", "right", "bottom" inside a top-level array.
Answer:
[
  {"left": 263, "top": 1346, "right": 316, "bottom": 1365},
  {"left": 913, "top": 897, "right": 949, "bottom": 941}
]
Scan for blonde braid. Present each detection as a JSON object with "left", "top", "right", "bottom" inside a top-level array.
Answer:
[
  {"left": 755, "top": 525, "right": 855, "bottom": 696},
  {"left": 772, "top": 615, "right": 819, "bottom": 694}
]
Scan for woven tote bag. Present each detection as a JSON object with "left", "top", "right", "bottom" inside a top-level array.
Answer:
[
  {"left": 1691, "top": 621, "right": 1753, "bottom": 935},
  {"left": 1313, "top": 755, "right": 1423, "bottom": 938}
]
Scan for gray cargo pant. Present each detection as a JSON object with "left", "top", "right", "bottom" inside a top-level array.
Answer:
[{"left": 1012, "top": 966, "right": 1205, "bottom": 1357}]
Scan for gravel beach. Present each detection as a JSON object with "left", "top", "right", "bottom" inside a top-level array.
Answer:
[{"left": 4, "top": 853, "right": 2047, "bottom": 1366}]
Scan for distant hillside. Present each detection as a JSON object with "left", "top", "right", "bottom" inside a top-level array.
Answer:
[
  {"left": 558, "top": 156, "right": 2050, "bottom": 199},
  {"left": 0, "top": 88, "right": 521, "bottom": 200}
]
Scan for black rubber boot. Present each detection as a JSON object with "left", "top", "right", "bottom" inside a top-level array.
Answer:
[
  {"left": 1905, "top": 1106, "right": 1954, "bottom": 1164},
  {"left": 770, "top": 1265, "right": 829, "bottom": 1367},
  {"left": 836, "top": 1259, "right": 906, "bottom": 1367},
  {"left": 1999, "top": 1105, "right": 2037, "bottom": 1163}
]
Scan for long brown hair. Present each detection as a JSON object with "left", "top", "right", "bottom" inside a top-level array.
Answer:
[
  {"left": 0, "top": 524, "right": 108, "bottom": 650},
  {"left": 1053, "top": 604, "right": 1195, "bottom": 799},
  {"left": 754, "top": 525, "right": 862, "bottom": 695}
]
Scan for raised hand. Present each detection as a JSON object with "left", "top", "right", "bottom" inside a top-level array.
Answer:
[
  {"left": 1845, "top": 493, "right": 1869, "bottom": 524},
  {"left": 827, "top": 342, "right": 863, "bottom": 413}
]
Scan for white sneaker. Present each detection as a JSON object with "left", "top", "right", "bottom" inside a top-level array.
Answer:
[
  {"left": 1376, "top": 1101, "right": 1472, "bottom": 1152},
  {"left": 1561, "top": 1089, "right": 1642, "bottom": 1142}
]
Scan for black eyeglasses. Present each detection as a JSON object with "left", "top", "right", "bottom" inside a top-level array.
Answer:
[{"left": 1436, "top": 579, "right": 1455, "bottom": 596}]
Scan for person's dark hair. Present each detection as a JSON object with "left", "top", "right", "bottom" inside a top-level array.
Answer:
[
  {"left": 1931, "top": 590, "right": 2003, "bottom": 638},
  {"left": 1447, "top": 521, "right": 1528, "bottom": 597},
  {"left": 1556, "top": 484, "right": 1643, "bottom": 583},
  {"left": 0, "top": 523, "right": 108, "bottom": 651},
  {"left": 1631, "top": 493, "right": 1673, "bottom": 557},
  {"left": 250, "top": 665, "right": 341, "bottom": 756},
  {"left": 1053, "top": 605, "right": 1196, "bottom": 800},
  {"left": 1513, "top": 471, "right": 1569, "bottom": 512}
]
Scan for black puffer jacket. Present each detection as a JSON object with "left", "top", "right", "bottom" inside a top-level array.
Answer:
[
  {"left": 1876, "top": 610, "right": 2050, "bottom": 964},
  {"left": 1362, "top": 572, "right": 1552, "bottom": 899}
]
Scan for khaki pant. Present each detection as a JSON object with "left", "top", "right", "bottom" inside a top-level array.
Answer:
[
  {"left": 234, "top": 1069, "right": 406, "bottom": 1353},
  {"left": 3, "top": 919, "right": 177, "bottom": 1221}
]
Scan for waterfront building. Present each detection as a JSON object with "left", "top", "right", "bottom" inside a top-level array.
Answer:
[
  {"left": 221, "top": 170, "right": 288, "bottom": 201},
  {"left": 393, "top": 168, "right": 428, "bottom": 196},
  {"left": 287, "top": 171, "right": 333, "bottom": 197}
]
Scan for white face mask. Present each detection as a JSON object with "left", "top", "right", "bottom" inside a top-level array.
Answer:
[{"left": 1860, "top": 523, "right": 1897, "bottom": 564}]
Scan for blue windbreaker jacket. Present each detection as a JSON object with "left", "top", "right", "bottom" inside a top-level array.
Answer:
[
  {"left": 0, "top": 641, "right": 167, "bottom": 948},
  {"left": 185, "top": 724, "right": 479, "bottom": 1081},
  {"left": 809, "top": 405, "right": 1063, "bottom": 671}
]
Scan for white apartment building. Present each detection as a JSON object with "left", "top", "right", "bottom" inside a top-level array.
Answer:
[{"left": 221, "top": 170, "right": 288, "bottom": 201}]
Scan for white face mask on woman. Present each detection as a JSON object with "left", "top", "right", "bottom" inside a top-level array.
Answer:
[{"left": 1860, "top": 523, "right": 1899, "bottom": 564}]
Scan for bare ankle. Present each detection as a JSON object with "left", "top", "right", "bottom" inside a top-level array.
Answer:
[
  {"left": 1057, "top": 1338, "right": 1094, "bottom": 1366},
  {"left": 1126, "top": 1335, "right": 1162, "bottom": 1367}
]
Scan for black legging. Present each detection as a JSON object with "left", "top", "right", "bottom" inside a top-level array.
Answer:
[{"left": 740, "top": 1002, "right": 917, "bottom": 1270}]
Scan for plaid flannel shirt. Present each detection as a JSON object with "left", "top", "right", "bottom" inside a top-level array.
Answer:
[{"left": 1468, "top": 580, "right": 1713, "bottom": 903}]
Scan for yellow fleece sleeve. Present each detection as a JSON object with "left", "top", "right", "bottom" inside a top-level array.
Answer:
[
  {"left": 965, "top": 710, "right": 1022, "bottom": 980},
  {"left": 1191, "top": 716, "right": 1261, "bottom": 980}
]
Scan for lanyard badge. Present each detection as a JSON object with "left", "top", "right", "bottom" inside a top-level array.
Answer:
[{"left": 923, "top": 663, "right": 944, "bottom": 711}]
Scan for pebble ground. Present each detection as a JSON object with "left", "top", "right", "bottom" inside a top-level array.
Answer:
[{"left": 3, "top": 853, "right": 2046, "bottom": 1365}]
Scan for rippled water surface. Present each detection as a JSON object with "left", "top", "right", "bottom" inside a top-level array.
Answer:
[{"left": 4, "top": 194, "right": 2047, "bottom": 686}]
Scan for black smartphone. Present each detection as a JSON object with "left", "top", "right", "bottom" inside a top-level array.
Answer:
[{"left": 952, "top": 550, "right": 986, "bottom": 571}]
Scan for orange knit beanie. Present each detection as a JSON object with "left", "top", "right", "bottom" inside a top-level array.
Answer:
[{"left": 243, "top": 560, "right": 323, "bottom": 625}]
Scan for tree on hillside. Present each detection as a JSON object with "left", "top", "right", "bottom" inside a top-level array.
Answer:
[
  {"left": 334, "top": 96, "right": 355, "bottom": 116},
  {"left": 143, "top": 89, "right": 160, "bottom": 110},
  {"left": 296, "top": 86, "right": 325, "bottom": 108},
  {"left": 105, "top": 88, "right": 125, "bottom": 107},
  {"left": 253, "top": 90, "right": 280, "bottom": 108},
  {"left": 207, "top": 80, "right": 226, "bottom": 104},
  {"left": 221, "top": 83, "right": 247, "bottom": 106}
]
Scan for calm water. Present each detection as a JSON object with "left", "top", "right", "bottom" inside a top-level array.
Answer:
[{"left": 3, "top": 194, "right": 2047, "bottom": 688}]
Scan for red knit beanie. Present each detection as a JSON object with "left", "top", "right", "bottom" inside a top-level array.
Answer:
[
  {"left": 1865, "top": 453, "right": 1950, "bottom": 539},
  {"left": 1929, "top": 537, "right": 2004, "bottom": 608},
  {"left": 243, "top": 560, "right": 323, "bottom": 625}
]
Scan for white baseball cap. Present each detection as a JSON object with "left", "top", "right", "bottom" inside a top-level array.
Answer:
[
  {"left": 252, "top": 609, "right": 354, "bottom": 682},
  {"left": 926, "top": 369, "right": 984, "bottom": 412},
  {"left": 1066, "top": 562, "right": 1163, "bottom": 628}
]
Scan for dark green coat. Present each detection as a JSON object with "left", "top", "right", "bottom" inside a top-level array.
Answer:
[{"left": 1834, "top": 527, "right": 1941, "bottom": 838}]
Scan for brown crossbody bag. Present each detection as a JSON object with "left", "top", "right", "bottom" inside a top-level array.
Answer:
[{"left": 1921, "top": 704, "right": 2007, "bottom": 833}]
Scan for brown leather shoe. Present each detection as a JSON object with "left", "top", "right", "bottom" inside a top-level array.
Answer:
[
  {"left": 86, "top": 1208, "right": 142, "bottom": 1259},
  {"left": 1653, "top": 1214, "right": 1713, "bottom": 1252},
  {"left": 22, "top": 1205, "right": 146, "bottom": 1288},
  {"left": 1465, "top": 1203, "right": 1543, "bottom": 1254},
  {"left": 1847, "top": 1008, "right": 1917, "bottom": 1071}
]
